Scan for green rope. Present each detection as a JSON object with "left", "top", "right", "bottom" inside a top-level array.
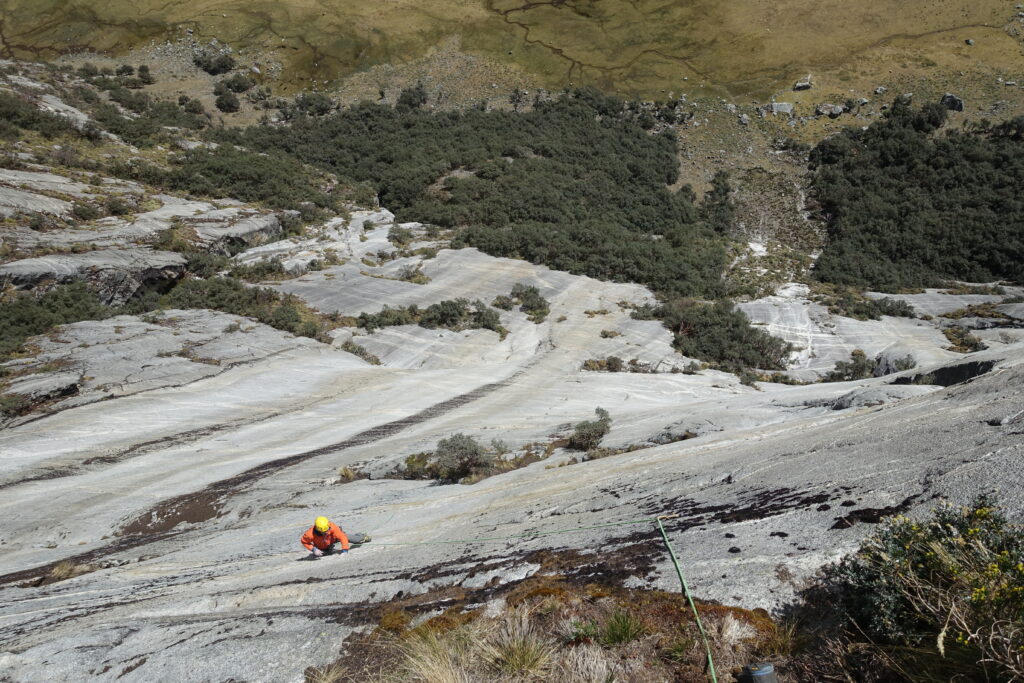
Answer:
[{"left": 657, "top": 517, "right": 718, "bottom": 683}]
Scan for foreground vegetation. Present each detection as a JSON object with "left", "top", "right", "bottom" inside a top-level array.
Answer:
[
  {"left": 305, "top": 497, "right": 1024, "bottom": 682},
  {"left": 811, "top": 101, "right": 1024, "bottom": 291}
]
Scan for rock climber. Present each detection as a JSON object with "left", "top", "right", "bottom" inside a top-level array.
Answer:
[{"left": 301, "top": 516, "right": 350, "bottom": 558}]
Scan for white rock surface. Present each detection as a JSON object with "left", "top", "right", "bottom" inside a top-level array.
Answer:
[{"left": 1, "top": 213, "right": 1022, "bottom": 681}]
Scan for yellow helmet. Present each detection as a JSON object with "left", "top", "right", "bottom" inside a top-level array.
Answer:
[{"left": 314, "top": 516, "right": 330, "bottom": 533}]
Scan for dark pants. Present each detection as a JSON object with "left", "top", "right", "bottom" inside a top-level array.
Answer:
[{"left": 322, "top": 542, "right": 343, "bottom": 555}]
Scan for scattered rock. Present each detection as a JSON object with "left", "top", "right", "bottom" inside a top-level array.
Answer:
[
  {"left": 738, "top": 113, "right": 751, "bottom": 126},
  {"left": 965, "top": 38, "right": 975, "bottom": 46},
  {"left": 815, "top": 103, "right": 846, "bottom": 118},
  {"left": 768, "top": 102, "right": 793, "bottom": 116},
  {"left": 874, "top": 86, "right": 887, "bottom": 95}
]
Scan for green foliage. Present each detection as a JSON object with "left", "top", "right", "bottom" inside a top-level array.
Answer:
[
  {"left": 509, "top": 283, "right": 549, "bottom": 323},
  {"left": 220, "top": 73, "right": 254, "bottom": 93},
  {"left": 433, "top": 433, "right": 491, "bottom": 483},
  {"left": 387, "top": 225, "right": 414, "bottom": 247},
  {"left": 822, "top": 497, "right": 1024, "bottom": 678},
  {"left": 215, "top": 91, "right": 240, "bottom": 113},
  {"left": 601, "top": 610, "right": 646, "bottom": 645},
  {"left": 0, "top": 283, "right": 115, "bottom": 358},
  {"left": 120, "top": 147, "right": 336, "bottom": 211},
  {"left": 567, "top": 407, "right": 611, "bottom": 451},
  {"left": 219, "top": 90, "right": 725, "bottom": 297},
  {"left": 700, "top": 170, "right": 734, "bottom": 235},
  {"left": 341, "top": 340, "right": 381, "bottom": 365},
  {"left": 811, "top": 101, "right": 1024, "bottom": 290},
  {"left": 356, "top": 299, "right": 506, "bottom": 337},
  {"left": 229, "top": 257, "right": 290, "bottom": 282},
  {"left": 491, "top": 295, "right": 513, "bottom": 311},
  {"left": 162, "top": 277, "right": 322, "bottom": 339},
  {"left": 195, "top": 53, "right": 236, "bottom": 75},
  {"left": 813, "top": 285, "right": 916, "bottom": 320},
  {"left": 655, "top": 300, "right": 792, "bottom": 372},
  {"left": 822, "top": 349, "right": 875, "bottom": 382},
  {"left": 944, "top": 326, "right": 986, "bottom": 353},
  {"left": 0, "top": 92, "right": 79, "bottom": 140}
]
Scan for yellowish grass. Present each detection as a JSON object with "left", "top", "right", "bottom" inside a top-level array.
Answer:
[{"left": 4, "top": 0, "right": 1020, "bottom": 98}]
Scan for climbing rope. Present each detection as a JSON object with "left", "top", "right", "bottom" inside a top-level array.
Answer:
[{"left": 657, "top": 515, "right": 719, "bottom": 683}]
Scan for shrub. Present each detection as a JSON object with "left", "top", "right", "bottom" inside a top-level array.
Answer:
[
  {"left": 162, "top": 277, "right": 324, "bottom": 340},
  {"left": 0, "top": 92, "right": 78, "bottom": 139},
  {"left": 822, "top": 496, "right": 1024, "bottom": 679},
  {"left": 0, "top": 283, "right": 115, "bottom": 358},
  {"left": 510, "top": 283, "right": 550, "bottom": 322},
  {"left": 195, "top": 53, "right": 236, "bottom": 75},
  {"left": 221, "top": 73, "right": 254, "bottom": 93},
  {"left": 215, "top": 91, "right": 240, "bottom": 113},
  {"left": 492, "top": 294, "right": 513, "bottom": 310},
  {"left": 568, "top": 408, "right": 611, "bottom": 451},
  {"left": 433, "top": 433, "right": 490, "bottom": 483},
  {"left": 387, "top": 225, "right": 414, "bottom": 247},
  {"left": 822, "top": 349, "right": 875, "bottom": 382},
  {"left": 944, "top": 326, "right": 986, "bottom": 353}
]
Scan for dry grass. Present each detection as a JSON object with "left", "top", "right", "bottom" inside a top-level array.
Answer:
[
  {"left": 305, "top": 662, "right": 347, "bottom": 683},
  {"left": 8, "top": 0, "right": 1020, "bottom": 100}
]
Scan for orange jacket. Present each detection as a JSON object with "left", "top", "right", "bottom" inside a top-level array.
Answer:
[{"left": 301, "top": 522, "right": 350, "bottom": 551}]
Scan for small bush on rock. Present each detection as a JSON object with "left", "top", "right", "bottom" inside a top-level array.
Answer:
[{"left": 568, "top": 408, "right": 611, "bottom": 451}]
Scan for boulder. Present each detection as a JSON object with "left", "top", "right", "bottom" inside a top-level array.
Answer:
[
  {"left": 874, "top": 86, "right": 887, "bottom": 95},
  {"left": 940, "top": 93, "right": 964, "bottom": 112},
  {"left": 815, "top": 103, "right": 846, "bottom": 118},
  {"left": 793, "top": 80, "right": 812, "bottom": 91},
  {"left": 769, "top": 102, "right": 794, "bottom": 116}
]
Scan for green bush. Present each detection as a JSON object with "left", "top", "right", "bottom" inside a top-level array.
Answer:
[
  {"left": 215, "top": 91, "right": 240, "bottom": 113},
  {"left": 509, "top": 284, "right": 550, "bottom": 323},
  {"left": 162, "top": 277, "right": 323, "bottom": 340},
  {"left": 822, "top": 497, "right": 1024, "bottom": 679},
  {"left": 811, "top": 101, "right": 1024, "bottom": 290},
  {"left": 433, "top": 433, "right": 490, "bottom": 483},
  {"left": 0, "top": 92, "right": 79, "bottom": 140},
  {"left": 0, "top": 283, "right": 115, "bottom": 358},
  {"left": 221, "top": 73, "right": 254, "bottom": 93},
  {"left": 158, "top": 147, "right": 335, "bottom": 211},
  {"left": 195, "top": 53, "right": 236, "bottom": 75},
  {"left": 654, "top": 300, "right": 792, "bottom": 372},
  {"left": 822, "top": 349, "right": 875, "bottom": 382},
  {"left": 568, "top": 407, "right": 611, "bottom": 451},
  {"left": 357, "top": 299, "right": 506, "bottom": 337}
]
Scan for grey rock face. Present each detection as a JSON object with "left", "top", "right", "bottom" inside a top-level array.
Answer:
[{"left": 0, "top": 249, "right": 186, "bottom": 305}]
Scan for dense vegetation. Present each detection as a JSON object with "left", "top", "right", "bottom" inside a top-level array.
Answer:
[
  {"left": 813, "top": 497, "right": 1024, "bottom": 680},
  {"left": 633, "top": 300, "right": 792, "bottom": 373},
  {"left": 219, "top": 89, "right": 726, "bottom": 298},
  {"left": 811, "top": 100, "right": 1024, "bottom": 290},
  {"left": 0, "top": 283, "right": 115, "bottom": 358},
  {"left": 356, "top": 299, "right": 507, "bottom": 338},
  {"left": 0, "top": 92, "right": 83, "bottom": 140}
]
